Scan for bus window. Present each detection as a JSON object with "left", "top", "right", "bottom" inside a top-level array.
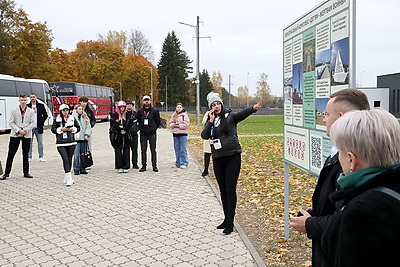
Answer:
[
  {"left": 31, "top": 83, "right": 45, "bottom": 101},
  {"left": 83, "top": 85, "right": 90, "bottom": 96},
  {"left": 76, "top": 85, "right": 84, "bottom": 96},
  {"left": 16, "top": 81, "right": 32, "bottom": 96},
  {"left": 0, "top": 80, "right": 17, "bottom": 96},
  {"left": 90, "top": 86, "right": 97, "bottom": 97}
]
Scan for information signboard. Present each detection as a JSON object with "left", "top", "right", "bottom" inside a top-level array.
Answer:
[{"left": 283, "top": 0, "right": 352, "bottom": 176}]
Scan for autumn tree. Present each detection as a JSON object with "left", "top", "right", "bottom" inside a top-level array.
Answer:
[
  {"left": 97, "top": 30, "right": 127, "bottom": 53},
  {"left": 49, "top": 48, "right": 77, "bottom": 82},
  {"left": 199, "top": 69, "right": 213, "bottom": 107},
  {"left": 157, "top": 31, "right": 192, "bottom": 107},
  {"left": 69, "top": 41, "right": 124, "bottom": 88},
  {"left": 237, "top": 86, "right": 249, "bottom": 107},
  {"left": 211, "top": 71, "right": 223, "bottom": 96},
  {"left": 121, "top": 54, "right": 158, "bottom": 105},
  {"left": 128, "top": 28, "right": 154, "bottom": 62},
  {"left": 256, "top": 73, "right": 273, "bottom": 104},
  {"left": 0, "top": 0, "right": 16, "bottom": 74}
]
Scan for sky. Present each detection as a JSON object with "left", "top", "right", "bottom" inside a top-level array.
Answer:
[{"left": 14, "top": 0, "right": 400, "bottom": 97}]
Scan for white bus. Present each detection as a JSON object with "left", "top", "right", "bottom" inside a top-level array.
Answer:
[{"left": 0, "top": 74, "right": 53, "bottom": 132}]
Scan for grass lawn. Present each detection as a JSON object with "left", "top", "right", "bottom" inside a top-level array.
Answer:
[{"left": 180, "top": 114, "right": 283, "bottom": 135}]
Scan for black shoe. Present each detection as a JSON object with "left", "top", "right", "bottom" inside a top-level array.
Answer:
[
  {"left": 0, "top": 174, "right": 9, "bottom": 180},
  {"left": 80, "top": 170, "right": 88, "bottom": 174},
  {"left": 223, "top": 225, "right": 234, "bottom": 235},
  {"left": 74, "top": 171, "right": 80, "bottom": 175},
  {"left": 201, "top": 171, "right": 209, "bottom": 177},
  {"left": 139, "top": 167, "right": 146, "bottom": 172},
  {"left": 153, "top": 167, "right": 159, "bottom": 172},
  {"left": 216, "top": 221, "right": 227, "bottom": 229},
  {"left": 132, "top": 165, "right": 139, "bottom": 169},
  {"left": 23, "top": 173, "right": 33, "bottom": 178}
]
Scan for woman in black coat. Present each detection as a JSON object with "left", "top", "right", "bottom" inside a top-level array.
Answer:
[
  {"left": 201, "top": 92, "right": 262, "bottom": 235},
  {"left": 109, "top": 101, "right": 133, "bottom": 173},
  {"left": 321, "top": 109, "right": 400, "bottom": 267}
]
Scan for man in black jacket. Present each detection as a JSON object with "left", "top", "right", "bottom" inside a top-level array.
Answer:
[
  {"left": 137, "top": 95, "right": 160, "bottom": 172},
  {"left": 27, "top": 93, "right": 48, "bottom": 162},
  {"left": 126, "top": 99, "right": 139, "bottom": 169},
  {"left": 290, "top": 89, "right": 370, "bottom": 266}
]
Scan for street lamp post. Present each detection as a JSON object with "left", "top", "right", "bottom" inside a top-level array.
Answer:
[
  {"left": 117, "top": 81, "right": 122, "bottom": 100},
  {"left": 146, "top": 66, "right": 153, "bottom": 106},
  {"left": 246, "top": 72, "right": 250, "bottom": 107}
]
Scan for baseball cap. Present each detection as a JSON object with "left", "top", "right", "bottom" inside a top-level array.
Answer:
[
  {"left": 59, "top": 104, "right": 69, "bottom": 111},
  {"left": 126, "top": 99, "right": 134, "bottom": 105},
  {"left": 117, "top": 100, "right": 126, "bottom": 107},
  {"left": 142, "top": 95, "right": 151, "bottom": 101}
]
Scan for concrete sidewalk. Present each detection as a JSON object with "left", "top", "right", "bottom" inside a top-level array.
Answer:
[{"left": 0, "top": 122, "right": 263, "bottom": 266}]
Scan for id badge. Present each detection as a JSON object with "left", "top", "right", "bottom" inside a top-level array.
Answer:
[
  {"left": 63, "top": 132, "right": 68, "bottom": 139},
  {"left": 144, "top": 119, "right": 149, "bottom": 125},
  {"left": 212, "top": 139, "right": 222, "bottom": 150}
]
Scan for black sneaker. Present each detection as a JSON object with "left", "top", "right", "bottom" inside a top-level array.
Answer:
[
  {"left": 74, "top": 171, "right": 80, "bottom": 175},
  {"left": 23, "top": 173, "right": 33, "bottom": 178},
  {"left": 153, "top": 167, "right": 159, "bottom": 172},
  {"left": 201, "top": 171, "right": 209, "bottom": 177},
  {"left": 0, "top": 174, "right": 9, "bottom": 180},
  {"left": 132, "top": 165, "right": 139, "bottom": 169},
  {"left": 139, "top": 167, "right": 146, "bottom": 172},
  {"left": 80, "top": 170, "right": 88, "bottom": 174}
]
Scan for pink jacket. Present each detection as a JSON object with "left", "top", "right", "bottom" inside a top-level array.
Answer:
[{"left": 169, "top": 111, "right": 190, "bottom": 135}]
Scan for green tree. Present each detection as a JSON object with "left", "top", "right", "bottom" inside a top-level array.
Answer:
[
  {"left": 0, "top": 0, "right": 16, "bottom": 74},
  {"left": 157, "top": 31, "right": 192, "bottom": 107},
  {"left": 199, "top": 69, "right": 213, "bottom": 107}
]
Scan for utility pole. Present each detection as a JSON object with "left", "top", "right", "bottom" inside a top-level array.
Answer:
[
  {"left": 246, "top": 72, "right": 250, "bottom": 107},
  {"left": 227, "top": 75, "right": 234, "bottom": 107},
  {"left": 179, "top": 16, "right": 210, "bottom": 132},
  {"left": 117, "top": 81, "right": 122, "bottom": 100}
]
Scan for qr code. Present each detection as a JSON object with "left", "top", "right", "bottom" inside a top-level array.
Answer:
[{"left": 311, "top": 136, "right": 322, "bottom": 168}]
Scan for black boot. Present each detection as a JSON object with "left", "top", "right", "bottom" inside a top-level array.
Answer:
[
  {"left": 202, "top": 153, "right": 211, "bottom": 176},
  {"left": 216, "top": 220, "right": 227, "bottom": 229}
]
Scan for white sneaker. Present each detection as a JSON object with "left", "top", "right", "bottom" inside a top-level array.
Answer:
[
  {"left": 28, "top": 158, "right": 32, "bottom": 162},
  {"left": 172, "top": 164, "right": 179, "bottom": 168},
  {"left": 180, "top": 165, "right": 187, "bottom": 169},
  {"left": 39, "top": 158, "right": 46, "bottom": 162},
  {"left": 65, "top": 173, "right": 74, "bottom": 186}
]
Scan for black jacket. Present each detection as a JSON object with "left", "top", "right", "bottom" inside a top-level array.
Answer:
[
  {"left": 321, "top": 166, "right": 400, "bottom": 267},
  {"left": 85, "top": 105, "right": 96, "bottom": 128},
  {"left": 27, "top": 101, "right": 48, "bottom": 134},
  {"left": 137, "top": 106, "right": 160, "bottom": 135},
  {"left": 126, "top": 110, "right": 139, "bottom": 135},
  {"left": 51, "top": 114, "right": 80, "bottom": 146},
  {"left": 305, "top": 153, "right": 342, "bottom": 267},
  {"left": 109, "top": 113, "right": 133, "bottom": 149},
  {"left": 201, "top": 107, "right": 255, "bottom": 159}
]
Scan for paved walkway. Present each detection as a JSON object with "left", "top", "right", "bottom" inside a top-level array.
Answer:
[{"left": 0, "top": 122, "right": 264, "bottom": 266}]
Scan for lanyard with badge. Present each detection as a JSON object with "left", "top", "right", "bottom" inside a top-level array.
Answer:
[
  {"left": 210, "top": 116, "right": 222, "bottom": 150},
  {"left": 143, "top": 110, "right": 150, "bottom": 125}
]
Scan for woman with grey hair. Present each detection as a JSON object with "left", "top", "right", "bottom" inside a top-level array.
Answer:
[{"left": 321, "top": 108, "right": 400, "bottom": 266}]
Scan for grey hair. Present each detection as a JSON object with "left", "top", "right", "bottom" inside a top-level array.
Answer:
[{"left": 330, "top": 109, "right": 400, "bottom": 168}]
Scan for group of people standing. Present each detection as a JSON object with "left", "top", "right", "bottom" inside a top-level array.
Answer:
[{"left": 109, "top": 95, "right": 161, "bottom": 173}]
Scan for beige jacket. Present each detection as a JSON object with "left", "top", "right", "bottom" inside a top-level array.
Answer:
[{"left": 9, "top": 106, "right": 35, "bottom": 138}]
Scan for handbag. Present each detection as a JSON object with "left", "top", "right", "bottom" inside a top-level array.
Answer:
[{"left": 80, "top": 141, "right": 93, "bottom": 168}]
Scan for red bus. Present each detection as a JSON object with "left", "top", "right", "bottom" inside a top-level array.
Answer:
[{"left": 49, "top": 82, "right": 115, "bottom": 120}]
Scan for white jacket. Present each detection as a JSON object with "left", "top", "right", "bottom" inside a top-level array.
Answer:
[{"left": 9, "top": 106, "right": 35, "bottom": 138}]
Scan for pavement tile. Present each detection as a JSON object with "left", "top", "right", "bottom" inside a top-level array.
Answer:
[{"left": 0, "top": 123, "right": 260, "bottom": 266}]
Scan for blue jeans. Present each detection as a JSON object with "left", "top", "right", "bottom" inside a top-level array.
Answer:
[
  {"left": 173, "top": 135, "right": 188, "bottom": 167},
  {"left": 73, "top": 142, "right": 84, "bottom": 172},
  {"left": 29, "top": 128, "right": 44, "bottom": 159}
]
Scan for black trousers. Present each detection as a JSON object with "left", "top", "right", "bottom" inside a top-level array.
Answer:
[
  {"left": 130, "top": 134, "right": 138, "bottom": 166},
  {"left": 57, "top": 145, "right": 76, "bottom": 173},
  {"left": 213, "top": 153, "right": 241, "bottom": 226},
  {"left": 115, "top": 147, "right": 130, "bottom": 169},
  {"left": 140, "top": 133, "right": 157, "bottom": 167},
  {"left": 4, "top": 137, "right": 31, "bottom": 175}
]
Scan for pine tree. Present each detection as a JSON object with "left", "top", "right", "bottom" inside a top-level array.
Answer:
[
  {"left": 199, "top": 69, "right": 213, "bottom": 107},
  {"left": 157, "top": 31, "right": 192, "bottom": 108}
]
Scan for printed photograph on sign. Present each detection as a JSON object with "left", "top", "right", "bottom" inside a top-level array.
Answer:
[
  {"left": 330, "top": 37, "right": 349, "bottom": 86},
  {"left": 292, "top": 62, "right": 303, "bottom": 104},
  {"left": 303, "top": 41, "right": 315, "bottom": 73},
  {"left": 284, "top": 77, "right": 293, "bottom": 103},
  {"left": 316, "top": 49, "right": 331, "bottom": 80},
  {"left": 315, "top": 98, "right": 329, "bottom": 130}
]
